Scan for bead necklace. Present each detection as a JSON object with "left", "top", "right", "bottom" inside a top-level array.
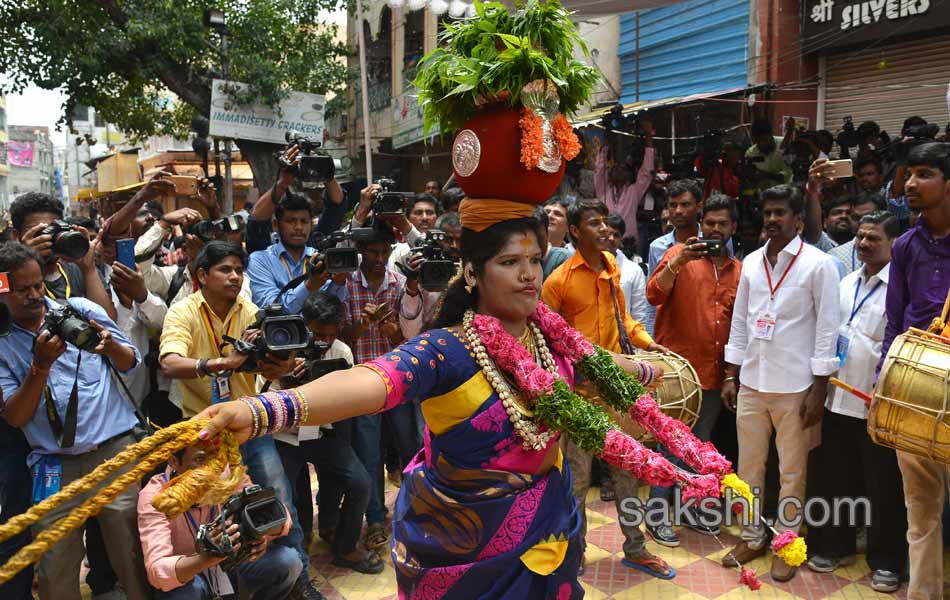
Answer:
[{"left": 463, "top": 310, "right": 559, "bottom": 450}]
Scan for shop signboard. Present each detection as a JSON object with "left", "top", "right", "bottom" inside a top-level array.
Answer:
[
  {"left": 392, "top": 91, "right": 439, "bottom": 150},
  {"left": 803, "top": 0, "right": 950, "bottom": 50},
  {"left": 209, "top": 79, "right": 325, "bottom": 145}
]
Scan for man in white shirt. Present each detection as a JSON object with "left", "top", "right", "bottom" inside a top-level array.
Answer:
[
  {"left": 606, "top": 214, "right": 648, "bottom": 325},
  {"left": 721, "top": 185, "right": 841, "bottom": 582},
  {"left": 805, "top": 212, "right": 907, "bottom": 593}
]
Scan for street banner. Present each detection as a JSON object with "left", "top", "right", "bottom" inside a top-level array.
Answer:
[{"left": 209, "top": 79, "right": 326, "bottom": 145}]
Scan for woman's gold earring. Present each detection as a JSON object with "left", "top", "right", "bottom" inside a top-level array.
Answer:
[{"left": 464, "top": 282, "right": 475, "bottom": 294}]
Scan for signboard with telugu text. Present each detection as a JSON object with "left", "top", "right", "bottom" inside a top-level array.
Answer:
[
  {"left": 802, "top": 0, "right": 950, "bottom": 51},
  {"left": 209, "top": 79, "right": 325, "bottom": 145}
]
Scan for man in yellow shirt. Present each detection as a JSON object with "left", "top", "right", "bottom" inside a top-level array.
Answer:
[
  {"left": 158, "top": 241, "right": 321, "bottom": 599},
  {"left": 541, "top": 199, "right": 672, "bottom": 580}
]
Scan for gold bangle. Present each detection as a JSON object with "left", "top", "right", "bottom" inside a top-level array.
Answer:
[{"left": 666, "top": 261, "right": 679, "bottom": 276}]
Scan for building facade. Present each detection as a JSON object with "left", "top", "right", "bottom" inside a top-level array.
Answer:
[
  {"left": 0, "top": 96, "right": 9, "bottom": 210},
  {"left": 8, "top": 125, "right": 55, "bottom": 200}
]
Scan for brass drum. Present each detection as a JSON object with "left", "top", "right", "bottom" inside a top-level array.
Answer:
[
  {"left": 578, "top": 351, "right": 702, "bottom": 446},
  {"left": 871, "top": 331, "right": 950, "bottom": 463}
]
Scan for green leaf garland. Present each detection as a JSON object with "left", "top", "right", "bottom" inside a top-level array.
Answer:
[
  {"left": 576, "top": 347, "right": 648, "bottom": 413},
  {"left": 534, "top": 380, "right": 613, "bottom": 454}
]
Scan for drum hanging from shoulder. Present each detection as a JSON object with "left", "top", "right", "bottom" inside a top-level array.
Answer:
[
  {"left": 577, "top": 351, "right": 702, "bottom": 446},
  {"left": 870, "top": 331, "right": 950, "bottom": 463}
]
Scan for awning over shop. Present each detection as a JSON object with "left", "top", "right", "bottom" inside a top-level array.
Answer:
[{"left": 572, "top": 86, "right": 752, "bottom": 128}]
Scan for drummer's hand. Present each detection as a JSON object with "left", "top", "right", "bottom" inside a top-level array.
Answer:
[
  {"left": 721, "top": 379, "right": 738, "bottom": 413},
  {"left": 646, "top": 342, "right": 671, "bottom": 354},
  {"left": 645, "top": 364, "right": 664, "bottom": 391},
  {"left": 799, "top": 378, "right": 829, "bottom": 429},
  {"left": 195, "top": 400, "right": 256, "bottom": 443}
]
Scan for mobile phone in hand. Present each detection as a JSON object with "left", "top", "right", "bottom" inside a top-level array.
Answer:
[
  {"left": 702, "top": 239, "right": 725, "bottom": 256},
  {"left": 116, "top": 239, "right": 136, "bottom": 269},
  {"left": 826, "top": 159, "right": 853, "bottom": 179}
]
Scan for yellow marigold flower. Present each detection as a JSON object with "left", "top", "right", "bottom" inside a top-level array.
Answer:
[
  {"left": 776, "top": 536, "right": 808, "bottom": 567},
  {"left": 721, "top": 473, "right": 756, "bottom": 519}
]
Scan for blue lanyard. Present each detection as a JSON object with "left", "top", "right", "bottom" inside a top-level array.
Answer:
[{"left": 848, "top": 277, "right": 883, "bottom": 324}]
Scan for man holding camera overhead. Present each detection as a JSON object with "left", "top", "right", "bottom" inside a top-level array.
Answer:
[
  {"left": 0, "top": 242, "right": 149, "bottom": 600},
  {"left": 137, "top": 444, "right": 301, "bottom": 600},
  {"left": 10, "top": 192, "right": 117, "bottom": 318},
  {"left": 246, "top": 191, "right": 347, "bottom": 315},
  {"left": 158, "top": 241, "right": 319, "bottom": 599}
]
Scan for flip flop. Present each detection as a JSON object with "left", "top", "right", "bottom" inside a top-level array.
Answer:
[
  {"left": 622, "top": 556, "right": 676, "bottom": 580},
  {"left": 333, "top": 551, "right": 385, "bottom": 574}
]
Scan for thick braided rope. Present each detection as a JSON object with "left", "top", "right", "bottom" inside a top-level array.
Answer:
[{"left": 0, "top": 420, "right": 244, "bottom": 585}]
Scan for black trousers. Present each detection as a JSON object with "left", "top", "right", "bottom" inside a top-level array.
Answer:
[{"left": 806, "top": 409, "right": 908, "bottom": 573}]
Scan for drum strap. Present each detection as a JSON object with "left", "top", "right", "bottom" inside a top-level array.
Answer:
[{"left": 608, "top": 278, "right": 638, "bottom": 355}]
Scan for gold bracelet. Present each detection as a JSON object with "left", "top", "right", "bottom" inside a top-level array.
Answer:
[{"left": 666, "top": 261, "right": 679, "bottom": 276}]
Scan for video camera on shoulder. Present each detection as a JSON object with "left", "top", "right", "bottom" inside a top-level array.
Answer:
[
  {"left": 187, "top": 214, "right": 245, "bottom": 242},
  {"left": 279, "top": 340, "right": 351, "bottom": 387},
  {"left": 195, "top": 485, "right": 287, "bottom": 572},
  {"left": 277, "top": 130, "right": 336, "bottom": 183},
  {"left": 39, "top": 303, "right": 100, "bottom": 352},
  {"left": 373, "top": 177, "right": 414, "bottom": 216},
  {"left": 231, "top": 305, "right": 312, "bottom": 372},
  {"left": 41, "top": 221, "right": 89, "bottom": 260},
  {"left": 409, "top": 229, "right": 460, "bottom": 292},
  {"left": 309, "top": 227, "right": 375, "bottom": 274}
]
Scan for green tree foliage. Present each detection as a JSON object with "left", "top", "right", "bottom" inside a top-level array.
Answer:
[{"left": 0, "top": 0, "right": 351, "bottom": 187}]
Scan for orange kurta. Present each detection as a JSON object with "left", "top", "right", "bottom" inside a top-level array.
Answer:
[{"left": 542, "top": 250, "right": 653, "bottom": 353}]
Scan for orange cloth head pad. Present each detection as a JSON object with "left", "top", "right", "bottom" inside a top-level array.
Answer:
[{"left": 452, "top": 105, "right": 565, "bottom": 207}]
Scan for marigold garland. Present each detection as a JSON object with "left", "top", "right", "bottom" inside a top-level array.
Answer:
[
  {"left": 519, "top": 107, "right": 545, "bottom": 170},
  {"left": 552, "top": 114, "right": 581, "bottom": 160},
  {"left": 722, "top": 473, "right": 756, "bottom": 520}
]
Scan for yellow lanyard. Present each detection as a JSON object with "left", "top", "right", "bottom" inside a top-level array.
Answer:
[
  {"left": 279, "top": 254, "right": 308, "bottom": 280},
  {"left": 45, "top": 263, "right": 71, "bottom": 299},
  {"left": 199, "top": 304, "right": 235, "bottom": 358}
]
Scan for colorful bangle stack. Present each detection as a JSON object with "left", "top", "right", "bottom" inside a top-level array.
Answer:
[
  {"left": 633, "top": 361, "right": 657, "bottom": 388},
  {"left": 242, "top": 389, "right": 308, "bottom": 438}
]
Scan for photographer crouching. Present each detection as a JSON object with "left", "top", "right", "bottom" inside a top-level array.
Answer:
[
  {"left": 158, "top": 242, "right": 320, "bottom": 598},
  {"left": 137, "top": 444, "right": 301, "bottom": 600},
  {"left": 0, "top": 242, "right": 150, "bottom": 600}
]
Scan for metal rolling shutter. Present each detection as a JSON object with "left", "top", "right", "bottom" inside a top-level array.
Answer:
[{"left": 824, "top": 34, "right": 950, "bottom": 136}]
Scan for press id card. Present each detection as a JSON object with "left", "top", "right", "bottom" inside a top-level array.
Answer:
[
  {"left": 753, "top": 311, "right": 776, "bottom": 340},
  {"left": 836, "top": 333, "right": 851, "bottom": 367}
]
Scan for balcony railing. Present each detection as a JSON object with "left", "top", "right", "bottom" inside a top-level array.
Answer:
[{"left": 355, "top": 80, "right": 393, "bottom": 118}]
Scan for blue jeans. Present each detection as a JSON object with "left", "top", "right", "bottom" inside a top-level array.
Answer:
[
  {"left": 350, "top": 415, "right": 385, "bottom": 525},
  {"left": 277, "top": 432, "right": 370, "bottom": 557},
  {"left": 240, "top": 436, "right": 308, "bottom": 577},
  {"left": 155, "top": 545, "right": 302, "bottom": 600},
  {"left": 0, "top": 429, "right": 33, "bottom": 600},
  {"left": 385, "top": 403, "right": 421, "bottom": 467}
]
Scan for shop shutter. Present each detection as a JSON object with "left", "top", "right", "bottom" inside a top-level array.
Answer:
[{"left": 824, "top": 34, "right": 950, "bottom": 137}]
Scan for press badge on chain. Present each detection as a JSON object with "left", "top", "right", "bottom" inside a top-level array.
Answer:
[
  {"left": 753, "top": 311, "right": 777, "bottom": 340},
  {"left": 216, "top": 376, "right": 231, "bottom": 401},
  {"left": 31, "top": 455, "right": 62, "bottom": 503}
]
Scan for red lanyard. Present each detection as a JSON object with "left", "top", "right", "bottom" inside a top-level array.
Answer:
[{"left": 763, "top": 239, "right": 804, "bottom": 300}]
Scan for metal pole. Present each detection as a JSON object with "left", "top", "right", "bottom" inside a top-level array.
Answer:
[
  {"left": 222, "top": 32, "right": 234, "bottom": 216},
  {"left": 355, "top": 0, "right": 374, "bottom": 182},
  {"left": 671, "top": 108, "right": 676, "bottom": 156}
]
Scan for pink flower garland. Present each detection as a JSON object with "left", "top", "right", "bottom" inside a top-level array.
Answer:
[
  {"left": 530, "top": 302, "right": 733, "bottom": 478},
  {"left": 472, "top": 314, "right": 721, "bottom": 500},
  {"left": 740, "top": 567, "right": 763, "bottom": 591}
]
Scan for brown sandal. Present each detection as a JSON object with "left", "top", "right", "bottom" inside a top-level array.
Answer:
[{"left": 622, "top": 551, "right": 675, "bottom": 580}]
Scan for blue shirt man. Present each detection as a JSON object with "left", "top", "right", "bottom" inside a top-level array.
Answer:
[
  {"left": 247, "top": 239, "right": 346, "bottom": 313},
  {"left": 0, "top": 296, "right": 140, "bottom": 466}
]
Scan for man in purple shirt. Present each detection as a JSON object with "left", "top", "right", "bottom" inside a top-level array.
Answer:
[{"left": 880, "top": 142, "right": 950, "bottom": 599}]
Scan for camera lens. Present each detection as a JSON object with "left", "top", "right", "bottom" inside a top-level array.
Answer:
[
  {"left": 59, "top": 317, "right": 101, "bottom": 351},
  {"left": 53, "top": 231, "right": 90, "bottom": 260},
  {"left": 267, "top": 324, "right": 293, "bottom": 348}
]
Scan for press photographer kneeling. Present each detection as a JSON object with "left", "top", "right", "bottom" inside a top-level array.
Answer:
[
  {"left": 137, "top": 444, "right": 302, "bottom": 600},
  {"left": 0, "top": 242, "right": 150, "bottom": 600}
]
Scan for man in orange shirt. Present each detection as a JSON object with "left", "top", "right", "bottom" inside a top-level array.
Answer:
[
  {"left": 646, "top": 194, "right": 742, "bottom": 540},
  {"left": 542, "top": 199, "right": 673, "bottom": 580}
]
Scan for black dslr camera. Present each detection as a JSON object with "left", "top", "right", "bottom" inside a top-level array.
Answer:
[
  {"left": 309, "top": 227, "right": 376, "bottom": 275},
  {"left": 373, "top": 178, "right": 414, "bottom": 216},
  {"left": 410, "top": 230, "right": 459, "bottom": 292},
  {"left": 41, "top": 221, "right": 89, "bottom": 260},
  {"left": 40, "top": 303, "right": 101, "bottom": 351},
  {"left": 278, "top": 130, "right": 335, "bottom": 183},
  {"left": 231, "top": 305, "right": 312, "bottom": 372},
  {"left": 195, "top": 485, "right": 288, "bottom": 572},
  {"left": 187, "top": 215, "right": 245, "bottom": 242},
  {"left": 698, "top": 129, "right": 724, "bottom": 169},
  {"left": 279, "top": 340, "right": 351, "bottom": 388}
]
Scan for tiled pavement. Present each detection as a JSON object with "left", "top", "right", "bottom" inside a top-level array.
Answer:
[{"left": 303, "top": 482, "right": 935, "bottom": 600}]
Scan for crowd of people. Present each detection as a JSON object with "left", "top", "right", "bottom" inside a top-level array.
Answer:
[{"left": 0, "top": 112, "right": 948, "bottom": 600}]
